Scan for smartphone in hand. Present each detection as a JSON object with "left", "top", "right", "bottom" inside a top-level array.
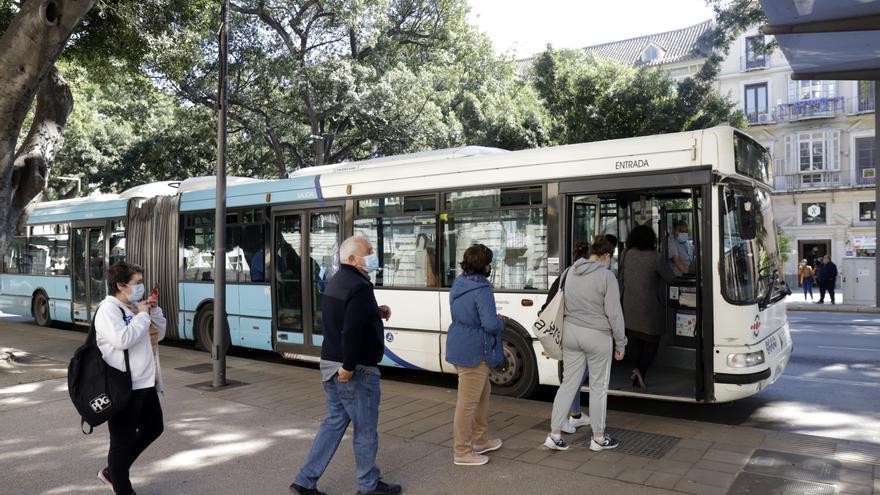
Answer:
[{"left": 149, "top": 283, "right": 160, "bottom": 306}]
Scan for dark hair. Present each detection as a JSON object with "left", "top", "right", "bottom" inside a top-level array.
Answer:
[
  {"left": 589, "top": 235, "right": 614, "bottom": 257},
  {"left": 460, "top": 244, "right": 493, "bottom": 274},
  {"left": 604, "top": 234, "right": 618, "bottom": 248},
  {"left": 107, "top": 261, "right": 144, "bottom": 295},
  {"left": 573, "top": 241, "right": 590, "bottom": 260},
  {"left": 628, "top": 225, "right": 657, "bottom": 251}
]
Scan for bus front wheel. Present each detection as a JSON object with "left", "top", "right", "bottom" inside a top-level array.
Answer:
[
  {"left": 195, "top": 303, "right": 231, "bottom": 355},
  {"left": 490, "top": 329, "right": 538, "bottom": 398},
  {"left": 32, "top": 292, "right": 52, "bottom": 327}
]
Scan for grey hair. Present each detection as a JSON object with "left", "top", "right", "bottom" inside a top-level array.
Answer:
[{"left": 340, "top": 235, "right": 370, "bottom": 262}]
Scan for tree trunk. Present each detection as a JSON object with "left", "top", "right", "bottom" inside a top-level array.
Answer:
[{"left": 0, "top": 0, "right": 96, "bottom": 256}]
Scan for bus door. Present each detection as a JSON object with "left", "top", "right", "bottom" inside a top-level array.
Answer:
[
  {"left": 272, "top": 207, "right": 342, "bottom": 356},
  {"left": 72, "top": 226, "right": 106, "bottom": 322}
]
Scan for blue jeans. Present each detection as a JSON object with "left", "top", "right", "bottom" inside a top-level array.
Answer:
[
  {"left": 570, "top": 368, "right": 589, "bottom": 415},
  {"left": 294, "top": 370, "right": 381, "bottom": 493}
]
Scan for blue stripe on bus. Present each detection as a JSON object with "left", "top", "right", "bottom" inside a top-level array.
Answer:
[
  {"left": 179, "top": 177, "right": 320, "bottom": 212},
  {"left": 381, "top": 348, "right": 422, "bottom": 370},
  {"left": 28, "top": 199, "right": 129, "bottom": 224}
]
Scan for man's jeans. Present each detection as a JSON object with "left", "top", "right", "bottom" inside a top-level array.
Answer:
[{"left": 294, "top": 370, "right": 381, "bottom": 493}]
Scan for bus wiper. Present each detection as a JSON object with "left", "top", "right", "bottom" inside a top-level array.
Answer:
[{"left": 760, "top": 269, "right": 778, "bottom": 309}]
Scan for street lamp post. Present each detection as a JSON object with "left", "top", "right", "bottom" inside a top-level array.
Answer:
[{"left": 213, "top": 0, "right": 229, "bottom": 389}]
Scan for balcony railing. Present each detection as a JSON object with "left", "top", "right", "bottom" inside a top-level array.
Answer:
[
  {"left": 740, "top": 56, "right": 768, "bottom": 71},
  {"left": 772, "top": 168, "right": 874, "bottom": 192},
  {"left": 855, "top": 97, "right": 875, "bottom": 113},
  {"left": 775, "top": 96, "right": 847, "bottom": 121},
  {"left": 745, "top": 112, "right": 773, "bottom": 125}
]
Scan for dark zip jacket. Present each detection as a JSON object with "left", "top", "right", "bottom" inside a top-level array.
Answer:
[{"left": 320, "top": 264, "right": 385, "bottom": 371}]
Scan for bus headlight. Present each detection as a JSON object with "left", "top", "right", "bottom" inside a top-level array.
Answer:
[{"left": 727, "top": 351, "right": 765, "bottom": 368}]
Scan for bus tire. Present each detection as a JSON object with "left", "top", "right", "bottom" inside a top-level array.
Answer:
[
  {"left": 195, "top": 303, "right": 230, "bottom": 355},
  {"left": 490, "top": 327, "right": 538, "bottom": 398},
  {"left": 32, "top": 292, "right": 52, "bottom": 327}
]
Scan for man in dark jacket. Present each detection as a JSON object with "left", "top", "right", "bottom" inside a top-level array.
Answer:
[
  {"left": 816, "top": 255, "right": 839, "bottom": 304},
  {"left": 291, "top": 236, "right": 401, "bottom": 495}
]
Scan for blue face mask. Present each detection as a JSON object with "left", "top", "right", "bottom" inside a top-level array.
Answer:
[
  {"left": 676, "top": 232, "right": 689, "bottom": 243},
  {"left": 362, "top": 253, "right": 380, "bottom": 273},
  {"left": 127, "top": 283, "right": 145, "bottom": 303}
]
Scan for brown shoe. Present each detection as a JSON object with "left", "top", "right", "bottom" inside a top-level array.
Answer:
[
  {"left": 473, "top": 438, "right": 503, "bottom": 455},
  {"left": 453, "top": 453, "right": 489, "bottom": 466}
]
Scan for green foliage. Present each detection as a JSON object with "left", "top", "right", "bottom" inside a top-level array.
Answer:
[
  {"left": 697, "top": 0, "right": 775, "bottom": 82},
  {"left": 778, "top": 232, "right": 792, "bottom": 264},
  {"left": 529, "top": 48, "right": 744, "bottom": 145}
]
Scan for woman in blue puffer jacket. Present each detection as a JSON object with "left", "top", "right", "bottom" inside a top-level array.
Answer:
[{"left": 445, "top": 244, "right": 505, "bottom": 467}]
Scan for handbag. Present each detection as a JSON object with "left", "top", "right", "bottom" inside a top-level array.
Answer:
[
  {"left": 68, "top": 306, "right": 132, "bottom": 434},
  {"left": 533, "top": 268, "right": 569, "bottom": 360}
]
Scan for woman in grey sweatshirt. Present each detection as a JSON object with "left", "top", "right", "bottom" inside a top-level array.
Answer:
[{"left": 544, "top": 236, "right": 626, "bottom": 453}]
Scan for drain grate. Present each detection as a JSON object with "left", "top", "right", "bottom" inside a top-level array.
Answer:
[
  {"left": 575, "top": 427, "right": 680, "bottom": 459},
  {"left": 175, "top": 363, "right": 215, "bottom": 374},
  {"left": 744, "top": 449, "right": 840, "bottom": 485},
  {"left": 728, "top": 472, "right": 836, "bottom": 495}
]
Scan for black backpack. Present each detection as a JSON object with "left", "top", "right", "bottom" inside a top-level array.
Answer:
[{"left": 68, "top": 305, "right": 132, "bottom": 434}]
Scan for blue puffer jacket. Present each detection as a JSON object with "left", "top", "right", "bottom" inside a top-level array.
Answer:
[{"left": 445, "top": 274, "right": 505, "bottom": 367}]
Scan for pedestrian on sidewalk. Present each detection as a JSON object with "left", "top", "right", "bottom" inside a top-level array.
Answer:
[
  {"left": 291, "top": 236, "right": 401, "bottom": 495},
  {"left": 446, "top": 244, "right": 505, "bottom": 466},
  {"left": 95, "top": 262, "right": 167, "bottom": 495},
  {"left": 620, "top": 225, "right": 676, "bottom": 390},
  {"left": 816, "top": 255, "right": 838, "bottom": 304},
  {"left": 545, "top": 236, "right": 626, "bottom": 453},
  {"left": 798, "top": 259, "right": 815, "bottom": 302}
]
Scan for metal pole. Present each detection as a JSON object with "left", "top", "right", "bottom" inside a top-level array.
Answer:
[
  {"left": 213, "top": 0, "right": 229, "bottom": 388},
  {"left": 874, "top": 80, "right": 879, "bottom": 308}
]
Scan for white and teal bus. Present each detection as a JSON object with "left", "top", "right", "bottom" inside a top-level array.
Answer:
[{"left": 0, "top": 126, "right": 792, "bottom": 402}]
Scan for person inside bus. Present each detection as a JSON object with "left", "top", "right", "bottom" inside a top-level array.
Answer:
[
  {"left": 244, "top": 235, "right": 265, "bottom": 282},
  {"left": 621, "top": 225, "right": 677, "bottom": 389},
  {"left": 667, "top": 220, "right": 694, "bottom": 276},
  {"left": 446, "top": 244, "right": 505, "bottom": 466},
  {"left": 545, "top": 236, "right": 625, "bottom": 452},
  {"left": 94, "top": 262, "right": 167, "bottom": 495}
]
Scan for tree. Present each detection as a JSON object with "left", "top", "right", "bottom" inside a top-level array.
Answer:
[
  {"left": 150, "top": 0, "right": 549, "bottom": 174},
  {"left": 697, "top": 0, "right": 774, "bottom": 83},
  {"left": 0, "top": 0, "right": 210, "bottom": 256},
  {"left": 0, "top": 0, "right": 97, "bottom": 257},
  {"left": 529, "top": 48, "right": 744, "bottom": 145}
]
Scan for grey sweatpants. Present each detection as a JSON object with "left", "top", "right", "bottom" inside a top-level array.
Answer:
[{"left": 550, "top": 322, "right": 613, "bottom": 435}]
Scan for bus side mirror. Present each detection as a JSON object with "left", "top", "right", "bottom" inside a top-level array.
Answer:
[{"left": 738, "top": 199, "right": 757, "bottom": 240}]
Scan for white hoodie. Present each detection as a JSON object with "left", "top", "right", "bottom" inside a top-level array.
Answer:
[{"left": 94, "top": 296, "right": 167, "bottom": 392}]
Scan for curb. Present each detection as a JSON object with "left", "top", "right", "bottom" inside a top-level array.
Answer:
[{"left": 787, "top": 305, "right": 880, "bottom": 314}]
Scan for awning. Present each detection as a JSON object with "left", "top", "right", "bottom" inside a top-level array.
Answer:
[{"left": 761, "top": 0, "right": 880, "bottom": 80}]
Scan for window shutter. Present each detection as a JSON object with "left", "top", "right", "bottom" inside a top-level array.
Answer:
[
  {"left": 784, "top": 134, "right": 796, "bottom": 174},
  {"left": 826, "top": 130, "right": 841, "bottom": 170}
]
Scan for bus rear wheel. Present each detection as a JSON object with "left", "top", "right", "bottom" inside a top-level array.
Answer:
[
  {"left": 32, "top": 292, "right": 52, "bottom": 327},
  {"left": 196, "top": 303, "right": 230, "bottom": 355},
  {"left": 490, "top": 329, "right": 538, "bottom": 398}
]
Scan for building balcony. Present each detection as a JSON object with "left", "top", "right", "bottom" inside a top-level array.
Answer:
[
  {"left": 746, "top": 112, "right": 774, "bottom": 125},
  {"left": 740, "top": 56, "right": 768, "bottom": 71},
  {"left": 775, "top": 96, "right": 847, "bottom": 121},
  {"left": 853, "top": 97, "right": 875, "bottom": 114},
  {"left": 772, "top": 168, "right": 874, "bottom": 192}
]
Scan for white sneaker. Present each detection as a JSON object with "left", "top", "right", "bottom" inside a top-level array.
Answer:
[
  {"left": 569, "top": 414, "right": 590, "bottom": 429},
  {"left": 543, "top": 434, "right": 569, "bottom": 451},
  {"left": 560, "top": 418, "right": 576, "bottom": 434}
]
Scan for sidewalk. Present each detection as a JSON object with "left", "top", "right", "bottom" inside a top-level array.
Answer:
[
  {"left": 784, "top": 293, "right": 880, "bottom": 313},
  {"left": 2, "top": 321, "right": 879, "bottom": 495}
]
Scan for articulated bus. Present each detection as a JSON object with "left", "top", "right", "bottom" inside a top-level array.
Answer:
[{"left": 0, "top": 126, "right": 792, "bottom": 402}]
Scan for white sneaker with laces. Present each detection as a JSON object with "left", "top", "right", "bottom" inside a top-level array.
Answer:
[
  {"left": 569, "top": 414, "right": 590, "bottom": 429},
  {"left": 543, "top": 434, "right": 570, "bottom": 451}
]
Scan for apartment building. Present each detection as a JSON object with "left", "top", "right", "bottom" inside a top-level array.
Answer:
[
  {"left": 519, "top": 21, "right": 876, "bottom": 285},
  {"left": 715, "top": 28, "right": 876, "bottom": 285}
]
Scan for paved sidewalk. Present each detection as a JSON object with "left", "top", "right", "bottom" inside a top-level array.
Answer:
[{"left": 1, "top": 321, "right": 879, "bottom": 495}]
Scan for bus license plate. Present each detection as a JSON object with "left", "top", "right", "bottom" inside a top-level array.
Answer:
[{"left": 765, "top": 334, "right": 779, "bottom": 357}]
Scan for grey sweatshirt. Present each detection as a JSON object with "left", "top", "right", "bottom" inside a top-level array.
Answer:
[{"left": 562, "top": 258, "right": 627, "bottom": 353}]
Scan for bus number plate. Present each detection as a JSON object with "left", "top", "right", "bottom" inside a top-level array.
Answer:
[{"left": 765, "top": 335, "right": 779, "bottom": 357}]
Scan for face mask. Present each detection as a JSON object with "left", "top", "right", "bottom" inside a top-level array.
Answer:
[
  {"left": 127, "top": 283, "right": 145, "bottom": 303},
  {"left": 676, "top": 233, "right": 688, "bottom": 243},
  {"left": 362, "top": 253, "right": 380, "bottom": 273}
]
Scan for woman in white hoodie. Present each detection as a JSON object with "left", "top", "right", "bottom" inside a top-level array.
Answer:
[{"left": 94, "top": 262, "right": 166, "bottom": 495}]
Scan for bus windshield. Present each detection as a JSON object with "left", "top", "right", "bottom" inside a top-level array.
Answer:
[{"left": 720, "top": 182, "right": 784, "bottom": 306}]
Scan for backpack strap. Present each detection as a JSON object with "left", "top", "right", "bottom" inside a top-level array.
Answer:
[{"left": 118, "top": 306, "right": 131, "bottom": 373}]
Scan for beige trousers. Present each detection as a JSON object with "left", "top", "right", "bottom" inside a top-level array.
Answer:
[{"left": 453, "top": 360, "right": 492, "bottom": 457}]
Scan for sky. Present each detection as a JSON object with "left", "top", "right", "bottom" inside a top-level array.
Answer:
[{"left": 465, "top": 0, "right": 716, "bottom": 59}]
